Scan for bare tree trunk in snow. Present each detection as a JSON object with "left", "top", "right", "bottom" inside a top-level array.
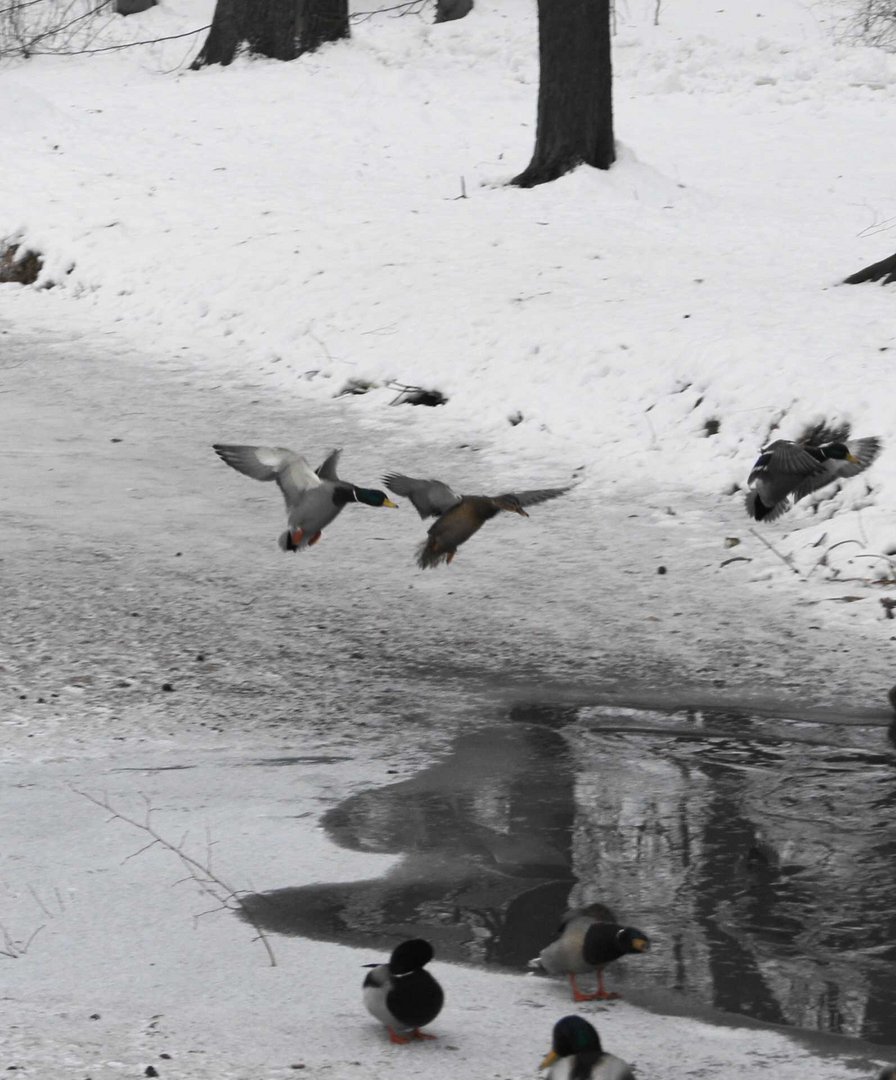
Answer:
[
  {"left": 192, "top": 0, "right": 348, "bottom": 66},
  {"left": 298, "top": 0, "right": 349, "bottom": 54},
  {"left": 512, "top": 0, "right": 614, "bottom": 188}
]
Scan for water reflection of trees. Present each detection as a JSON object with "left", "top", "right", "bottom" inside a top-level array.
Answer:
[
  {"left": 241, "top": 720, "right": 583, "bottom": 967},
  {"left": 239, "top": 707, "right": 896, "bottom": 1044},
  {"left": 567, "top": 709, "right": 896, "bottom": 1043}
]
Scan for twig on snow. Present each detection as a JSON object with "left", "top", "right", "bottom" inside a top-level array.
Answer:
[
  {"left": 748, "top": 527, "right": 801, "bottom": 576},
  {"left": 75, "top": 789, "right": 277, "bottom": 966},
  {"left": 0, "top": 921, "right": 45, "bottom": 958}
]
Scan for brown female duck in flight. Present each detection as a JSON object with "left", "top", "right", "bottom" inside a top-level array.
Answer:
[{"left": 382, "top": 472, "right": 570, "bottom": 568}]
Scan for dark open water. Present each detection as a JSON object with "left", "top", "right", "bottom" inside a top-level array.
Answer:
[{"left": 241, "top": 701, "right": 896, "bottom": 1048}]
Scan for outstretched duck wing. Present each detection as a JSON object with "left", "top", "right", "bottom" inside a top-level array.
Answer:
[
  {"left": 790, "top": 436, "right": 883, "bottom": 502},
  {"left": 213, "top": 444, "right": 320, "bottom": 504},
  {"left": 748, "top": 440, "right": 823, "bottom": 484},
  {"left": 497, "top": 486, "right": 571, "bottom": 508},
  {"left": 831, "top": 436, "right": 882, "bottom": 478},
  {"left": 315, "top": 448, "right": 343, "bottom": 483},
  {"left": 382, "top": 473, "right": 461, "bottom": 518}
]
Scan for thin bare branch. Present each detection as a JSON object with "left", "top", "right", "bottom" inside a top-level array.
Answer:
[
  {"left": 0, "top": 920, "right": 45, "bottom": 958},
  {"left": 749, "top": 527, "right": 802, "bottom": 576},
  {"left": 75, "top": 789, "right": 277, "bottom": 966},
  {"left": 0, "top": 0, "right": 43, "bottom": 16},
  {"left": 351, "top": 0, "right": 428, "bottom": 23},
  {"left": 27, "top": 884, "right": 53, "bottom": 919},
  {"left": 122, "top": 838, "right": 162, "bottom": 864},
  {"left": 21, "top": 0, "right": 110, "bottom": 50}
]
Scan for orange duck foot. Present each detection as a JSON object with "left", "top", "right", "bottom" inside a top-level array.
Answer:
[
  {"left": 387, "top": 1028, "right": 436, "bottom": 1044},
  {"left": 290, "top": 529, "right": 322, "bottom": 547},
  {"left": 569, "top": 975, "right": 620, "bottom": 1002}
]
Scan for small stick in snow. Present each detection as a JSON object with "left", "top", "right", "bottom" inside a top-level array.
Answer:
[
  {"left": 748, "top": 527, "right": 801, "bottom": 576},
  {"left": 75, "top": 789, "right": 277, "bottom": 967}
]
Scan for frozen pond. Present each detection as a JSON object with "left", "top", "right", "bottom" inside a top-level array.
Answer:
[
  {"left": 5, "top": 316, "right": 896, "bottom": 1077},
  {"left": 242, "top": 700, "right": 896, "bottom": 1047}
]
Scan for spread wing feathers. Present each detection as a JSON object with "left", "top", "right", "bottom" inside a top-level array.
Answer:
[
  {"left": 790, "top": 436, "right": 883, "bottom": 502},
  {"left": 382, "top": 473, "right": 462, "bottom": 518},
  {"left": 831, "top": 436, "right": 882, "bottom": 476},
  {"left": 747, "top": 441, "right": 824, "bottom": 484},
  {"left": 497, "top": 486, "right": 572, "bottom": 508},
  {"left": 315, "top": 448, "right": 343, "bottom": 483},
  {"left": 213, "top": 444, "right": 321, "bottom": 505}
]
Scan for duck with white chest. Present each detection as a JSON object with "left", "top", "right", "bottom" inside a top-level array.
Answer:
[
  {"left": 540, "top": 1016, "right": 636, "bottom": 1080},
  {"left": 362, "top": 938, "right": 444, "bottom": 1044}
]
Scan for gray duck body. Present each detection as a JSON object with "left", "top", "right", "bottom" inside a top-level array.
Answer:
[
  {"left": 213, "top": 444, "right": 395, "bottom": 549},
  {"left": 531, "top": 904, "right": 650, "bottom": 1001},
  {"left": 745, "top": 436, "right": 882, "bottom": 522}
]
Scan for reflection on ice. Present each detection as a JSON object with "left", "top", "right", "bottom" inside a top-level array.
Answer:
[{"left": 241, "top": 703, "right": 896, "bottom": 1046}]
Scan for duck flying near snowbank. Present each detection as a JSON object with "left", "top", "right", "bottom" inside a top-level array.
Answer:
[
  {"left": 745, "top": 436, "right": 882, "bottom": 522},
  {"left": 382, "top": 471, "right": 570, "bottom": 568}
]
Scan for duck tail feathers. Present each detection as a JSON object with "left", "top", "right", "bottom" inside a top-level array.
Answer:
[
  {"left": 745, "top": 491, "right": 789, "bottom": 522},
  {"left": 745, "top": 491, "right": 766, "bottom": 520},
  {"left": 416, "top": 540, "right": 450, "bottom": 569},
  {"left": 278, "top": 530, "right": 308, "bottom": 552}
]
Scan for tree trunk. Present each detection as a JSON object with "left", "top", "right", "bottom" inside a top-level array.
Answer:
[
  {"left": 191, "top": 0, "right": 299, "bottom": 65},
  {"left": 844, "top": 251, "right": 896, "bottom": 285},
  {"left": 512, "top": 0, "right": 614, "bottom": 188},
  {"left": 298, "top": 0, "right": 349, "bottom": 54},
  {"left": 435, "top": 0, "right": 473, "bottom": 23},
  {"left": 115, "top": 0, "right": 157, "bottom": 14}
]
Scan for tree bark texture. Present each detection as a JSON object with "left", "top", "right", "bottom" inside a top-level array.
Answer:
[
  {"left": 512, "top": 0, "right": 614, "bottom": 188},
  {"left": 192, "top": 0, "right": 348, "bottom": 66},
  {"left": 299, "top": 0, "right": 349, "bottom": 54},
  {"left": 844, "top": 252, "right": 896, "bottom": 285},
  {"left": 192, "top": 0, "right": 299, "bottom": 65},
  {"left": 435, "top": 0, "right": 473, "bottom": 23}
]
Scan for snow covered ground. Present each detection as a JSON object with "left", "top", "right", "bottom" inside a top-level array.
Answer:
[
  {"left": 4, "top": 744, "right": 893, "bottom": 1080},
  {"left": 3, "top": 0, "right": 896, "bottom": 1075}
]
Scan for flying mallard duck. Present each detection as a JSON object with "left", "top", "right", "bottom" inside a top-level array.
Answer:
[
  {"left": 362, "top": 938, "right": 444, "bottom": 1044},
  {"left": 213, "top": 444, "right": 397, "bottom": 550},
  {"left": 540, "top": 1016, "right": 635, "bottom": 1080},
  {"left": 529, "top": 903, "right": 650, "bottom": 1002},
  {"left": 745, "top": 436, "right": 882, "bottom": 522},
  {"left": 382, "top": 472, "right": 571, "bottom": 568}
]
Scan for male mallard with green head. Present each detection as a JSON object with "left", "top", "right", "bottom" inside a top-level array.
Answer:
[
  {"left": 745, "top": 436, "right": 882, "bottom": 522},
  {"left": 539, "top": 1016, "right": 635, "bottom": 1080},
  {"left": 530, "top": 903, "right": 650, "bottom": 1002},
  {"left": 382, "top": 472, "right": 570, "bottom": 568},
  {"left": 213, "top": 444, "right": 397, "bottom": 550},
  {"left": 362, "top": 938, "right": 444, "bottom": 1044}
]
